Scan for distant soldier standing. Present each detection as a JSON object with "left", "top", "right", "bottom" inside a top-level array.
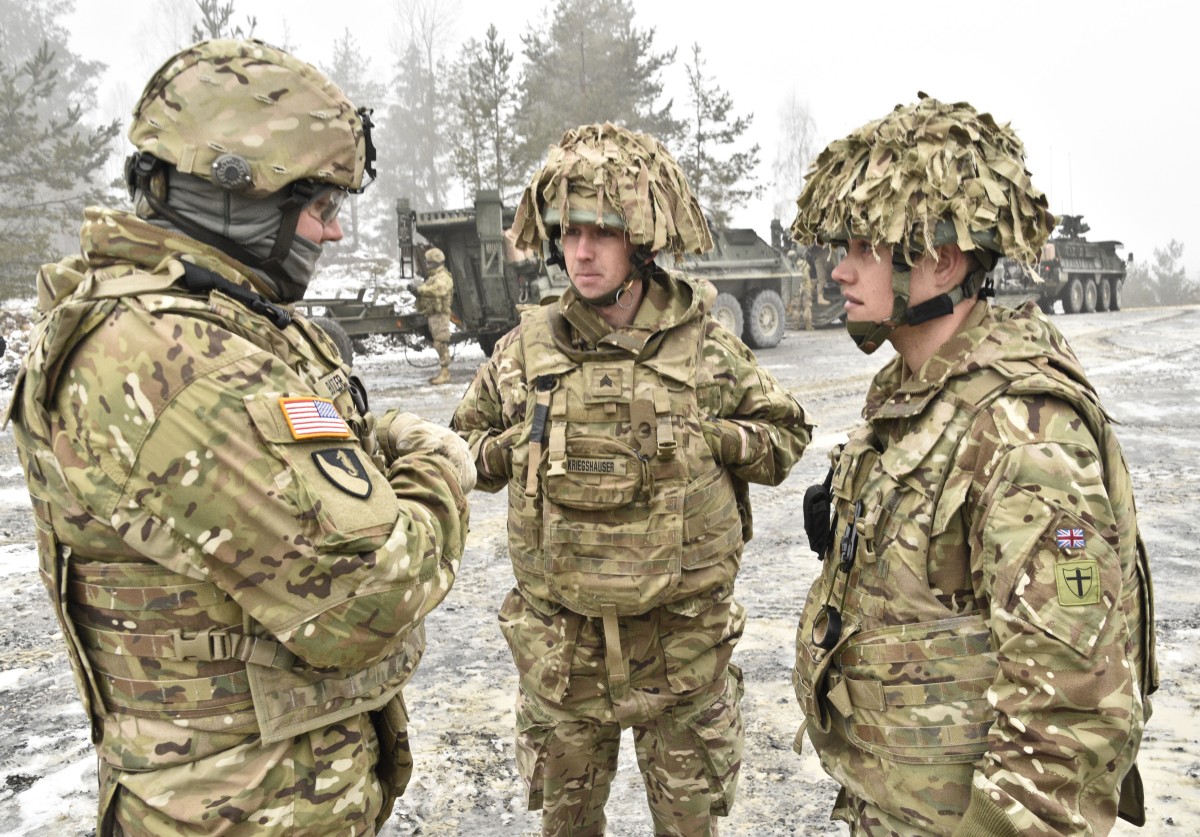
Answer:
[
  {"left": 790, "top": 95, "right": 1156, "bottom": 836},
  {"left": 414, "top": 245, "right": 455, "bottom": 384},
  {"left": 7, "top": 39, "right": 473, "bottom": 836},
  {"left": 451, "top": 123, "right": 812, "bottom": 836}
]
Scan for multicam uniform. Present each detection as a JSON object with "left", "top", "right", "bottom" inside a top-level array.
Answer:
[
  {"left": 9, "top": 209, "right": 469, "bottom": 836},
  {"left": 453, "top": 269, "right": 811, "bottom": 835},
  {"left": 793, "top": 301, "right": 1156, "bottom": 836},
  {"left": 414, "top": 261, "right": 455, "bottom": 378}
]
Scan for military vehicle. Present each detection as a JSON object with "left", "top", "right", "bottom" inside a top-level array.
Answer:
[
  {"left": 301, "top": 191, "right": 845, "bottom": 360},
  {"left": 991, "top": 214, "right": 1130, "bottom": 314}
]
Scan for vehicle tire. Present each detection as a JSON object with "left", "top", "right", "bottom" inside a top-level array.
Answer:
[
  {"left": 1038, "top": 297, "right": 1056, "bottom": 315},
  {"left": 1109, "top": 279, "right": 1123, "bottom": 311},
  {"left": 1082, "top": 277, "right": 1098, "bottom": 313},
  {"left": 477, "top": 332, "right": 500, "bottom": 357},
  {"left": 743, "top": 290, "right": 786, "bottom": 349},
  {"left": 1063, "top": 277, "right": 1083, "bottom": 314},
  {"left": 311, "top": 316, "right": 354, "bottom": 366},
  {"left": 711, "top": 292, "right": 744, "bottom": 340},
  {"left": 1097, "top": 277, "right": 1112, "bottom": 312}
]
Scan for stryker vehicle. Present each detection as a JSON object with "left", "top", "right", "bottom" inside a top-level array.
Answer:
[{"left": 991, "top": 214, "right": 1131, "bottom": 314}]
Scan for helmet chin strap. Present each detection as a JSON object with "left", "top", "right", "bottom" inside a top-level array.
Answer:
[{"left": 845, "top": 250, "right": 992, "bottom": 355}]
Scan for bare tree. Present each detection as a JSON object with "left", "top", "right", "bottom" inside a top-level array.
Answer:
[
  {"left": 190, "top": 0, "right": 257, "bottom": 41},
  {"left": 771, "top": 90, "right": 818, "bottom": 225}
]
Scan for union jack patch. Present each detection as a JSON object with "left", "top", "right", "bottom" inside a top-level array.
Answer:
[
  {"left": 1056, "top": 528, "right": 1086, "bottom": 550},
  {"left": 279, "top": 397, "right": 351, "bottom": 440}
]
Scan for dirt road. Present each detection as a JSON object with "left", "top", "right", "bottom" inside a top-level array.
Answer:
[{"left": 1, "top": 305, "right": 1197, "bottom": 835}]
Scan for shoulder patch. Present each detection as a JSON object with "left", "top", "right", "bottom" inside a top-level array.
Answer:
[
  {"left": 1055, "top": 559, "right": 1101, "bottom": 606},
  {"left": 311, "top": 449, "right": 372, "bottom": 498},
  {"left": 279, "top": 396, "right": 351, "bottom": 440}
]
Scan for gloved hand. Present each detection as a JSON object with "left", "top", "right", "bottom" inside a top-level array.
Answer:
[
  {"left": 378, "top": 410, "right": 477, "bottom": 492},
  {"left": 479, "top": 423, "right": 524, "bottom": 480},
  {"left": 702, "top": 417, "right": 749, "bottom": 466}
]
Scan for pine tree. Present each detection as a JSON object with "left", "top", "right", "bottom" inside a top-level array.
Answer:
[
  {"left": 321, "top": 29, "right": 386, "bottom": 253},
  {"left": 513, "top": 0, "right": 680, "bottom": 175},
  {"left": 0, "top": 0, "right": 120, "bottom": 298},
  {"left": 678, "top": 43, "right": 761, "bottom": 228},
  {"left": 449, "top": 24, "right": 521, "bottom": 201},
  {"left": 189, "top": 0, "right": 257, "bottom": 41}
]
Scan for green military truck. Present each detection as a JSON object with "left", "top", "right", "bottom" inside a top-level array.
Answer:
[
  {"left": 301, "top": 191, "right": 845, "bottom": 359},
  {"left": 992, "top": 214, "right": 1131, "bottom": 314}
]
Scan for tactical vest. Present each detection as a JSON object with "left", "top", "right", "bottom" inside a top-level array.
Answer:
[
  {"left": 12, "top": 262, "right": 420, "bottom": 753},
  {"left": 793, "top": 362, "right": 1156, "bottom": 828},
  {"left": 507, "top": 306, "right": 744, "bottom": 619}
]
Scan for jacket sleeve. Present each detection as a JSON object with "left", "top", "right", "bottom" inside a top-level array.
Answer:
[
  {"left": 959, "top": 396, "right": 1144, "bottom": 836},
  {"left": 59, "top": 311, "right": 468, "bottom": 672},
  {"left": 450, "top": 325, "right": 529, "bottom": 493},
  {"left": 698, "top": 320, "right": 813, "bottom": 486}
]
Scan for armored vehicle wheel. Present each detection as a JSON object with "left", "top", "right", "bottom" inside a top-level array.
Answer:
[
  {"left": 711, "top": 292, "right": 744, "bottom": 340},
  {"left": 1038, "top": 297, "right": 1056, "bottom": 314},
  {"left": 1109, "top": 279, "right": 1123, "bottom": 311},
  {"left": 1083, "top": 277, "right": 1098, "bottom": 313},
  {"left": 311, "top": 316, "right": 354, "bottom": 365},
  {"left": 1097, "top": 277, "right": 1112, "bottom": 311},
  {"left": 743, "top": 290, "right": 785, "bottom": 349},
  {"left": 477, "top": 332, "right": 501, "bottom": 357},
  {"left": 1063, "top": 277, "right": 1084, "bottom": 314}
]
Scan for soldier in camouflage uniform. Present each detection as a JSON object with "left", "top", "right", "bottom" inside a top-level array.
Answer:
[
  {"left": 6, "top": 39, "right": 474, "bottom": 836},
  {"left": 413, "top": 246, "right": 455, "bottom": 385},
  {"left": 451, "top": 123, "right": 812, "bottom": 836},
  {"left": 789, "top": 94, "right": 1157, "bottom": 836}
]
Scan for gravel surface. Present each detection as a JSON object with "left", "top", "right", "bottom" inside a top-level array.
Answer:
[{"left": 1, "top": 305, "right": 1197, "bottom": 836}]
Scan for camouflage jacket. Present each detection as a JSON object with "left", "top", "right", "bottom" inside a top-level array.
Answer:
[
  {"left": 793, "top": 301, "right": 1156, "bottom": 836},
  {"left": 413, "top": 264, "right": 454, "bottom": 316},
  {"left": 8, "top": 208, "right": 469, "bottom": 836},
  {"left": 452, "top": 269, "right": 811, "bottom": 615}
]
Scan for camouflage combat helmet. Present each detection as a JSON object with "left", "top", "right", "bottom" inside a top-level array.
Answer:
[
  {"left": 790, "top": 94, "right": 1056, "bottom": 353},
  {"left": 128, "top": 38, "right": 375, "bottom": 197},
  {"left": 123, "top": 39, "right": 377, "bottom": 294},
  {"left": 510, "top": 123, "right": 713, "bottom": 260},
  {"left": 425, "top": 247, "right": 445, "bottom": 266}
]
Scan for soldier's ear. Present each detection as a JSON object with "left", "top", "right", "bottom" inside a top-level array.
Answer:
[{"left": 929, "top": 244, "right": 970, "bottom": 290}]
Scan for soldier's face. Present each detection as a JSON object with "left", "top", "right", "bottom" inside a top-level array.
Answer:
[
  {"left": 832, "top": 239, "right": 895, "bottom": 322},
  {"left": 561, "top": 223, "right": 636, "bottom": 301}
]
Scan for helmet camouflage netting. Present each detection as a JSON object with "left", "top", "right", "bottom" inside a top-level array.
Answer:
[
  {"left": 510, "top": 122, "right": 713, "bottom": 258},
  {"left": 129, "top": 38, "right": 372, "bottom": 197},
  {"left": 789, "top": 93, "right": 1056, "bottom": 267}
]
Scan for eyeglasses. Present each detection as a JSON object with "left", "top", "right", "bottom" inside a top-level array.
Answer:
[{"left": 306, "top": 188, "right": 348, "bottom": 225}]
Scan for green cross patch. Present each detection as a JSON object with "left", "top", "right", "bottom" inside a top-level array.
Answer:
[{"left": 1055, "top": 560, "right": 1101, "bottom": 606}]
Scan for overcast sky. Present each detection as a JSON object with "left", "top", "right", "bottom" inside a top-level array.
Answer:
[{"left": 64, "top": 0, "right": 1198, "bottom": 275}]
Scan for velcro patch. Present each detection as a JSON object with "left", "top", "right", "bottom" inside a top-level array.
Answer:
[
  {"left": 1055, "top": 560, "right": 1101, "bottom": 606},
  {"left": 565, "top": 457, "right": 627, "bottom": 475},
  {"left": 279, "top": 396, "right": 351, "bottom": 440},
  {"left": 311, "top": 448, "right": 372, "bottom": 498}
]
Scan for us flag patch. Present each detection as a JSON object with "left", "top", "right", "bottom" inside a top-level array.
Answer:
[
  {"left": 1056, "top": 528, "right": 1086, "bottom": 550},
  {"left": 279, "top": 397, "right": 351, "bottom": 440}
]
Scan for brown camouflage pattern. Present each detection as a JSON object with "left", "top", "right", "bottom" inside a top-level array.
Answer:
[
  {"left": 413, "top": 264, "right": 454, "bottom": 317},
  {"left": 789, "top": 95, "right": 1056, "bottom": 267},
  {"left": 130, "top": 39, "right": 370, "bottom": 196},
  {"left": 453, "top": 268, "right": 811, "bottom": 833},
  {"left": 8, "top": 207, "right": 469, "bottom": 835},
  {"left": 509, "top": 123, "right": 713, "bottom": 259},
  {"left": 793, "top": 301, "right": 1155, "bottom": 836}
]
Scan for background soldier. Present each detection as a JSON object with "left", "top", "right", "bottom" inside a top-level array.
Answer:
[
  {"left": 7, "top": 39, "right": 474, "bottom": 836},
  {"left": 414, "top": 245, "right": 455, "bottom": 384},
  {"left": 451, "top": 123, "right": 811, "bottom": 837},
  {"left": 790, "top": 94, "right": 1156, "bottom": 836}
]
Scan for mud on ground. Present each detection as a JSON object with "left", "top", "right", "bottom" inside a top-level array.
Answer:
[{"left": 1, "top": 306, "right": 1197, "bottom": 835}]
